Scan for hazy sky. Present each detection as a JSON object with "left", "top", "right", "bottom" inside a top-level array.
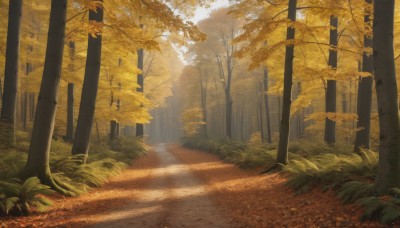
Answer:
[{"left": 190, "top": 0, "right": 230, "bottom": 24}]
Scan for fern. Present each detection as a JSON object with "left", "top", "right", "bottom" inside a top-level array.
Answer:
[
  {"left": 336, "top": 181, "right": 374, "bottom": 203},
  {"left": 0, "top": 177, "right": 54, "bottom": 215}
]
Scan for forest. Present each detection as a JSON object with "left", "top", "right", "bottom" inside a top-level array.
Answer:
[{"left": 1, "top": 0, "right": 400, "bottom": 227}]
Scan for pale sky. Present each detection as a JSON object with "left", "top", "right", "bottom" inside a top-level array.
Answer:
[{"left": 190, "top": 0, "right": 230, "bottom": 24}]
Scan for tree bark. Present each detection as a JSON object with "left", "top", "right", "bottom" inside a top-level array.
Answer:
[
  {"left": 65, "top": 41, "right": 75, "bottom": 142},
  {"left": 136, "top": 47, "right": 144, "bottom": 138},
  {"left": 324, "top": 15, "right": 338, "bottom": 145},
  {"left": 199, "top": 68, "right": 207, "bottom": 138},
  {"left": 71, "top": 3, "right": 103, "bottom": 159},
  {"left": 275, "top": 0, "right": 297, "bottom": 165},
  {"left": 354, "top": 0, "right": 374, "bottom": 153},
  {"left": 0, "top": 0, "right": 23, "bottom": 147},
  {"left": 373, "top": 0, "right": 400, "bottom": 195},
  {"left": 23, "top": 0, "right": 72, "bottom": 195},
  {"left": 264, "top": 67, "right": 272, "bottom": 143},
  {"left": 110, "top": 120, "right": 117, "bottom": 140},
  {"left": 65, "top": 83, "right": 74, "bottom": 142}
]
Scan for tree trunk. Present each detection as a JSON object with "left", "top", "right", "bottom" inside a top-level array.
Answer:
[
  {"left": 23, "top": 0, "right": 72, "bottom": 195},
  {"left": 0, "top": 0, "right": 23, "bottom": 147},
  {"left": 264, "top": 67, "right": 272, "bottom": 143},
  {"left": 373, "top": 0, "right": 400, "bottom": 195},
  {"left": 354, "top": 0, "right": 374, "bottom": 153},
  {"left": 324, "top": 15, "right": 338, "bottom": 145},
  {"left": 275, "top": 0, "right": 297, "bottom": 165},
  {"left": 110, "top": 120, "right": 117, "bottom": 140},
  {"left": 200, "top": 68, "right": 207, "bottom": 138},
  {"left": 136, "top": 47, "right": 144, "bottom": 138},
  {"left": 0, "top": 78, "right": 3, "bottom": 100},
  {"left": 65, "top": 41, "right": 75, "bottom": 142},
  {"left": 71, "top": 3, "right": 103, "bottom": 159},
  {"left": 65, "top": 83, "right": 74, "bottom": 142}
]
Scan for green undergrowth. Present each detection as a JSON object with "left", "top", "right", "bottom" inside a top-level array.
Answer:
[
  {"left": 0, "top": 132, "right": 148, "bottom": 215},
  {"left": 183, "top": 136, "right": 400, "bottom": 224}
]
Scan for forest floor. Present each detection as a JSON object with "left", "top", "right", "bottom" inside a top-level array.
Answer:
[{"left": 0, "top": 144, "right": 384, "bottom": 227}]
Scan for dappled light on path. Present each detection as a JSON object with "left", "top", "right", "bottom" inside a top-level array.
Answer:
[{"left": 90, "top": 144, "right": 229, "bottom": 227}]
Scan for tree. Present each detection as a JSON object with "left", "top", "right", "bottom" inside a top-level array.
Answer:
[
  {"left": 22, "top": 0, "right": 72, "bottom": 195},
  {"left": 274, "top": 0, "right": 297, "bottom": 166},
  {"left": 65, "top": 41, "right": 76, "bottom": 142},
  {"left": 71, "top": 1, "right": 103, "bottom": 160},
  {"left": 136, "top": 32, "right": 145, "bottom": 138},
  {"left": 324, "top": 15, "right": 338, "bottom": 145},
  {"left": 354, "top": 0, "right": 373, "bottom": 153},
  {"left": 263, "top": 67, "right": 272, "bottom": 144},
  {"left": 197, "top": 8, "right": 239, "bottom": 139},
  {"left": 0, "top": 0, "right": 23, "bottom": 147},
  {"left": 373, "top": 0, "right": 400, "bottom": 195}
]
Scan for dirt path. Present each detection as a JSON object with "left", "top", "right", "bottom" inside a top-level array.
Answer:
[{"left": 90, "top": 144, "right": 229, "bottom": 228}]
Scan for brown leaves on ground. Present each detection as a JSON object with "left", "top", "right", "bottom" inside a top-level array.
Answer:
[
  {"left": 0, "top": 151, "right": 158, "bottom": 228},
  {"left": 168, "top": 144, "right": 384, "bottom": 228},
  {"left": 0, "top": 144, "right": 386, "bottom": 227}
]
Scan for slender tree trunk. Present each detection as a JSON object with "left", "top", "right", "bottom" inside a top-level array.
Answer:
[
  {"left": 29, "top": 93, "right": 35, "bottom": 121},
  {"left": 136, "top": 47, "right": 144, "bottom": 138},
  {"left": 275, "top": 0, "right": 297, "bottom": 166},
  {"left": 65, "top": 41, "right": 75, "bottom": 142},
  {"left": 65, "top": 83, "right": 74, "bottom": 142},
  {"left": 324, "top": 16, "right": 338, "bottom": 145},
  {"left": 264, "top": 67, "right": 272, "bottom": 143},
  {"left": 0, "top": 78, "right": 3, "bottom": 100},
  {"left": 0, "top": 0, "right": 23, "bottom": 147},
  {"left": 95, "top": 119, "right": 100, "bottom": 144},
  {"left": 71, "top": 3, "right": 103, "bottom": 159},
  {"left": 23, "top": 0, "right": 72, "bottom": 195},
  {"left": 226, "top": 63, "right": 233, "bottom": 139},
  {"left": 277, "top": 95, "right": 281, "bottom": 133},
  {"left": 110, "top": 120, "right": 117, "bottom": 140},
  {"left": 373, "top": 0, "right": 400, "bottom": 195},
  {"left": 199, "top": 68, "right": 207, "bottom": 138},
  {"left": 354, "top": 0, "right": 374, "bottom": 153}
]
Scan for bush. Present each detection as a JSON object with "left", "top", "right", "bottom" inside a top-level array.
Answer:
[
  {"left": 283, "top": 150, "right": 378, "bottom": 194},
  {"left": 0, "top": 177, "right": 54, "bottom": 215}
]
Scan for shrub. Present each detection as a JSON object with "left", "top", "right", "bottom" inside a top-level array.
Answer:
[
  {"left": 283, "top": 150, "right": 378, "bottom": 194},
  {"left": 0, "top": 177, "right": 54, "bottom": 215}
]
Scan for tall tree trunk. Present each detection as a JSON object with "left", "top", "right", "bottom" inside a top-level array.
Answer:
[
  {"left": 354, "top": 0, "right": 374, "bottom": 153},
  {"left": 136, "top": 47, "right": 144, "bottom": 138},
  {"left": 264, "top": 67, "right": 272, "bottom": 143},
  {"left": 0, "top": 0, "right": 23, "bottom": 147},
  {"left": 373, "top": 0, "right": 400, "bottom": 195},
  {"left": 65, "top": 41, "right": 75, "bottom": 142},
  {"left": 200, "top": 68, "right": 207, "bottom": 138},
  {"left": 65, "top": 83, "right": 74, "bottom": 142},
  {"left": 225, "top": 60, "right": 233, "bottom": 139},
  {"left": 324, "top": 16, "right": 338, "bottom": 145},
  {"left": 71, "top": 3, "right": 103, "bottom": 159},
  {"left": 0, "top": 78, "right": 3, "bottom": 101},
  {"left": 23, "top": 0, "right": 71, "bottom": 195},
  {"left": 275, "top": 0, "right": 297, "bottom": 166},
  {"left": 110, "top": 120, "right": 117, "bottom": 140}
]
